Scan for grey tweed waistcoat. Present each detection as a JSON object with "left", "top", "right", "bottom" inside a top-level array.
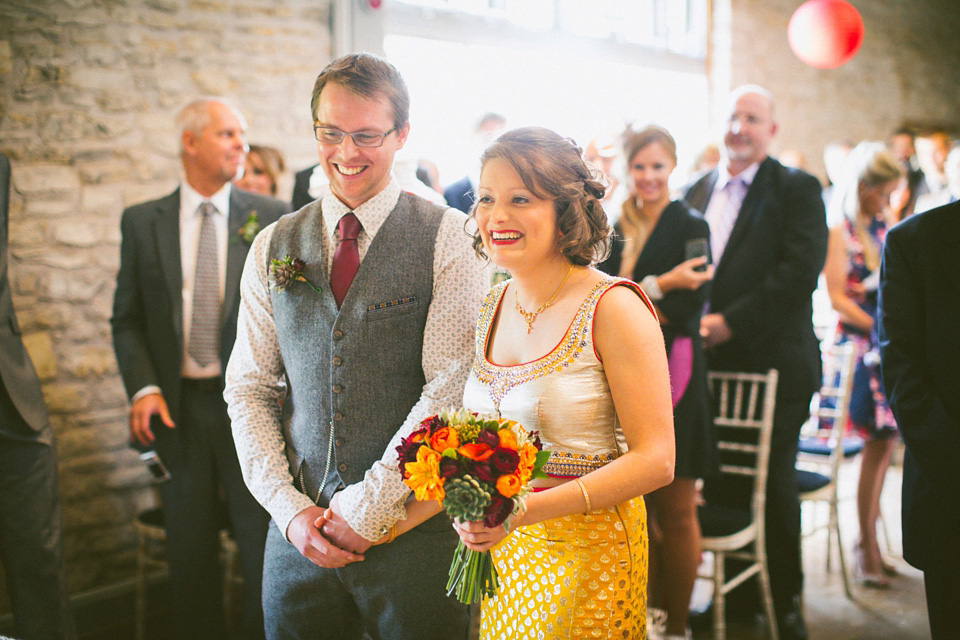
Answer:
[{"left": 268, "top": 192, "right": 444, "bottom": 505}]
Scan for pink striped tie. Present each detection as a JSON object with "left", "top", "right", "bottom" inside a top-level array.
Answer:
[{"left": 708, "top": 177, "right": 746, "bottom": 265}]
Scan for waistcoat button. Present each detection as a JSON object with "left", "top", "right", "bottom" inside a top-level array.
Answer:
[
  {"left": 338, "top": 463, "right": 347, "bottom": 472},
  {"left": 334, "top": 412, "right": 343, "bottom": 421},
  {"left": 333, "top": 330, "right": 343, "bottom": 340},
  {"left": 333, "top": 384, "right": 342, "bottom": 393},
  {"left": 333, "top": 356, "right": 342, "bottom": 366}
]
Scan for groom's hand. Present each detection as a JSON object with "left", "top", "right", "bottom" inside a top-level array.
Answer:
[
  {"left": 287, "top": 506, "right": 364, "bottom": 568},
  {"left": 320, "top": 493, "right": 374, "bottom": 555}
]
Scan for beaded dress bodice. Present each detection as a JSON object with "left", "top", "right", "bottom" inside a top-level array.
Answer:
[{"left": 463, "top": 276, "right": 645, "bottom": 477}]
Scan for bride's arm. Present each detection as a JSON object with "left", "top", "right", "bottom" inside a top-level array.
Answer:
[{"left": 455, "top": 284, "right": 675, "bottom": 550}]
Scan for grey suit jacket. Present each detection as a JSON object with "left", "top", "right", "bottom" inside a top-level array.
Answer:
[
  {"left": 111, "top": 186, "right": 289, "bottom": 436},
  {"left": 0, "top": 152, "right": 50, "bottom": 433}
]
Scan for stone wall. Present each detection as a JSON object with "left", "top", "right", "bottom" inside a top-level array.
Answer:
[
  {"left": 0, "top": 0, "right": 331, "bottom": 610},
  {"left": 1, "top": 0, "right": 958, "bottom": 614},
  {"left": 720, "top": 0, "right": 960, "bottom": 182}
]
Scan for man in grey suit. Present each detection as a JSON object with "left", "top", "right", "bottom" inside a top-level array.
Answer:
[
  {"left": 0, "top": 152, "right": 76, "bottom": 640},
  {"left": 111, "top": 99, "right": 289, "bottom": 639},
  {"left": 225, "top": 53, "right": 485, "bottom": 640}
]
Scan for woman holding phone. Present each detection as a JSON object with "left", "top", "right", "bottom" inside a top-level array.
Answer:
[{"left": 598, "top": 125, "right": 716, "bottom": 640}]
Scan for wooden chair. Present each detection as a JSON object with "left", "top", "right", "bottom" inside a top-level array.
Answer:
[
  {"left": 697, "top": 369, "right": 779, "bottom": 640},
  {"left": 796, "top": 341, "right": 857, "bottom": 598},
  {"left": 133, "top": 506, "right": 241, "bottom": 640}
]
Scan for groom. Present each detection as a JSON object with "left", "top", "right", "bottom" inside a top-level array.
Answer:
[{"left": 224, "top": 53, "right": 486, "bottom": 639}]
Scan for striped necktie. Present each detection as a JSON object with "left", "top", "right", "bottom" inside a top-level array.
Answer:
[
  {"left": 708, "top": 176, "right": 747, "bottom": 265},
  {"left": 187, "top": 202, "right": 220, "bottom": 367}
]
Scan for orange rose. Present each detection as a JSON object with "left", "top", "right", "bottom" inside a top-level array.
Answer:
[
  {"left": 495, "top": 473, "right": 523, "bottom": 498},
  {"left": 517, "top": 443, "right": 539, "bottom": 483},
  {"left": 429, "top": 426, "right": 460, "bottom": 452},
  {"left": 404, "top": 446, "right": 445, "bottom": 502},
  {"left": 497, "top": 428, "right": 518, "bottom": 450},
  {"left": 457, "top": 442, "right": 495, "bottom": 461}
]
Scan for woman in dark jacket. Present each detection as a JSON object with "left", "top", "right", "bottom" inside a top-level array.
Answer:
[{"left": 598, "top": 125, "right": 716, "bottom": 640}]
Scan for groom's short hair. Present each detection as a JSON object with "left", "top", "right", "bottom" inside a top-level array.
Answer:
[{"left": 310, "top": 52, "right": 410, "bottom": 131}]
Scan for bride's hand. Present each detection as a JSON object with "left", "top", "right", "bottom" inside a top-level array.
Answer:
[{"left": 452, "top": 518, "right": 510, "bottom": 552}]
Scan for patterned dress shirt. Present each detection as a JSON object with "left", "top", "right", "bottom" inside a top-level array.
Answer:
[{"left": 225, "top": 178, "right": 487, "bottom": 541}]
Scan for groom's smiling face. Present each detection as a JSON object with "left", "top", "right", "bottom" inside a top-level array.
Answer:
[{"left": 314, "top": 82, "right": 409, "bottom": 210}]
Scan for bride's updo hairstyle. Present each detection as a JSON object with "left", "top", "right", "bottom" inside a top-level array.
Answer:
[{"left": 470, "top": 126, "right": 612, "bottom": 266}]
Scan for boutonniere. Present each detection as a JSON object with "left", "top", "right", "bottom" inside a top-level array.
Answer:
[
  {"left": 233, "top": 211, "right": 261, "bottom": 245},
  {"left": 268, "top": 255, "right": 322, "bottom": 293}
]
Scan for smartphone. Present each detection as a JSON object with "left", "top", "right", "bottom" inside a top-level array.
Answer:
[
  {"left": 140, "top": 450, "right": 172, "bottom": 483},
  {"left": 685, "top": 238, "right": 710, "bottom": 272}
]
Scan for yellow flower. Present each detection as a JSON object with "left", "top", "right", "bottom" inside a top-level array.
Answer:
[
  {"left": 517, "top": 442, "right": 538, "bottom": 483},
  {"left": 497, "top": 427, "right": 518, "bottom": 451},
  {"left": 404, "top": 446, "right": 445, "bottom": 502},
  {"left": 495, "top": 473, "right": 523, "bottom": 498}
]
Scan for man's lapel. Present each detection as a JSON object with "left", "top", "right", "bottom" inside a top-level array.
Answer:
[
  {"left": 719, "top": 158, "right": 771, "bottom": 272},
  {"left": 223, "top": 188, "right": 251, "bottom": 328},
  {"left": 153, "top": 189, "right": 183, "bottom": 345}
]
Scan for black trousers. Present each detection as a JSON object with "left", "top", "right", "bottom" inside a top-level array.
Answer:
[
  {"left": 157, "top": 380, "right": 270, "bottom": 640},
  {"left": 0, "top": 383, "right": 76, "bottom": 640}
]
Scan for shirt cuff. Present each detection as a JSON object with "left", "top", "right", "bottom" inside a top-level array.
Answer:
[
  {"left": 337, "top": 481, "right": 407, "bottom": 542},
  {"left": 269, "top": 485, "right": 319, "bottom": 542},
  {"left": 132, "top": 385, "right": 162, "bottom": 404}
]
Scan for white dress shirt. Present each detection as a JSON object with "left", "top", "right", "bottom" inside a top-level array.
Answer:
[
  {"left": 225, "top": 177, "right": 487, "bottom": 541},
  {"left": 132, "top": 182, "right": 231, "bottom": 403}
]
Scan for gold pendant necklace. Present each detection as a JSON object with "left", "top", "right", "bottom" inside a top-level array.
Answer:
[{"left": 515, "top": 264, "right": 575, "bottom": 334}]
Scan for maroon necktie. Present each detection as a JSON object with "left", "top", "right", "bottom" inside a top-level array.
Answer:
[{"left": 330, "top": 212, "right": 361, "bottom": 307}]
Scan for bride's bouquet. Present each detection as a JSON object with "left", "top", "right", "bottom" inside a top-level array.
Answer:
[{"left": 396, "top": 408, "right": 549, "bottom": 604}]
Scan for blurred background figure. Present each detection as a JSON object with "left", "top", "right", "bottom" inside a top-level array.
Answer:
[
  {"left": 393, "top": 148, "right": 447, "bottom": 206},
  {"left": 598, "top": 125, "right": 715, "bottom": 640},
  {"left": 915, "top": 142, "right": 960, "bottom": 212},
  {"left": 235, "top": 143, "right": 286, "bottom": 197},
  {"left": 443, "top": 112, "right": 506, "bottom": 213},
  {"left": 915, "top": 130, "right": 953, "bottom": 201},
  {"left": 691, "top": 143, "right": 720, "bottom": 175},
  {"left": 779, "top": 148, "right": 808, "bottom": 171},
  {"left": 822, "top": 141, "right": 903, "bottom": 589},
  {"left": 584, "top": 132, "right": 627, "bottom": 223},
  {"left": 889, "top": 127, "right": 925, "bottom": 220},
  {"left": 415, "top": 157, "right": 441, "bottom": 194},
  {"left": 822, "top": 139, "right": 853, "bottom": 206},
  {"left": 1, "top": 151, "right": 77, "bottom": 640}
]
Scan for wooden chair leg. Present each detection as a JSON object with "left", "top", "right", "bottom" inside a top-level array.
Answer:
[{"left": 712, "top": 551, "right": 726, "bottom": 640}]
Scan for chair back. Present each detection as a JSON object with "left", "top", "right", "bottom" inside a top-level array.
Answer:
[
  {"left": 707, "top": 369, "right": 779, "bottom": 535},
  {"left": 798, "top": 342, "right": 858, "bottom": 478}
]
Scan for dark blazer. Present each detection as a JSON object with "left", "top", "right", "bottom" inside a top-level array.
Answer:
[
  {"left": 443, "top": 175, "right": 474, "bottom": 214},
  {"left": 111, "top": 187, "right": 288, "bottom": 446},
  {"left": 681, "top": 157, "right": 828, "bottom": 398},
  {"left": 0, "top": 152, "right": 49, "bottom": 433},
  {"left": 879, "top": 201, "right": 960, "bottom": 570},
  {"left": 291, "top": 164, "right": 318, "bottom": 211},
  {"left": 598, "top": 200, "right": 715, "bottom": 477}
]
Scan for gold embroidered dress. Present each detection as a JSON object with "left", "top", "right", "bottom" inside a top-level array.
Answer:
[{"left": 462, "top": 276, "right": 648, "bottom": 639}]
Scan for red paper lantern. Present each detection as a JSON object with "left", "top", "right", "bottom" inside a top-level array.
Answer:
[{"left": 788, "top": 0, "right": 864, "bottom": 69}]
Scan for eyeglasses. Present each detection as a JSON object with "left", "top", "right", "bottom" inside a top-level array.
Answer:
[{"left": 313, "top": 126, "right": 397, "bottom": 148}]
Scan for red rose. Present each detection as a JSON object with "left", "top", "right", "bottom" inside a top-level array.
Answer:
[
  {"left": 484, "top": 494, "right": 514, "bottom": 528},
  {"left": 490, "top": 447, "right": 520, "bottom": 474}
]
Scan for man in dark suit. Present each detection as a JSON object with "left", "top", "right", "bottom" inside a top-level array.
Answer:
[
  {"left": 291, "top": 163, "right": 321, "bottom": 210},
  {"left": 111, "top": 99, "right": 289, "bottom": 639},
  {"left": 0, "top": 154, "right": 77, "bottom": 640},
  {"left": 681, "top": 85, "right": 827, "bottom": 640},
  {"left": 878, "top": 200, "right": 960, "bottom": 640}
]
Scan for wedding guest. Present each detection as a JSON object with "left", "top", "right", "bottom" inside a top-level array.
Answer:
[
  {"left": 879, "top": 198, "right": 960, "bottom": 640},
  {"left": 823, "top": 142, "right": 902, "bottom": 587},
  {"left": 598, "top": 125, "right": 715, "bottom": 640},
  {"left": 236, "top": 144, "right": 286, "bottom": 197},
  {"left": 111, "top": 98, "right": 288, "bottom": 640},
  {"left": 224, "top": 53, "right": 486, "bottom": 640},
  {"left": 0, "top": 152, "right": 77, "bottom": 640},
  {"left": 443, "top": 112, "right": 506, "bottom": 213},
  {"left": 681, "top": 85, "right": 827, "bottom": 640}
]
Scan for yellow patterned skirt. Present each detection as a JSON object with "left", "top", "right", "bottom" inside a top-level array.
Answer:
[{"left": 480, "top": 496, "right": 647, "bottom": 639}]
